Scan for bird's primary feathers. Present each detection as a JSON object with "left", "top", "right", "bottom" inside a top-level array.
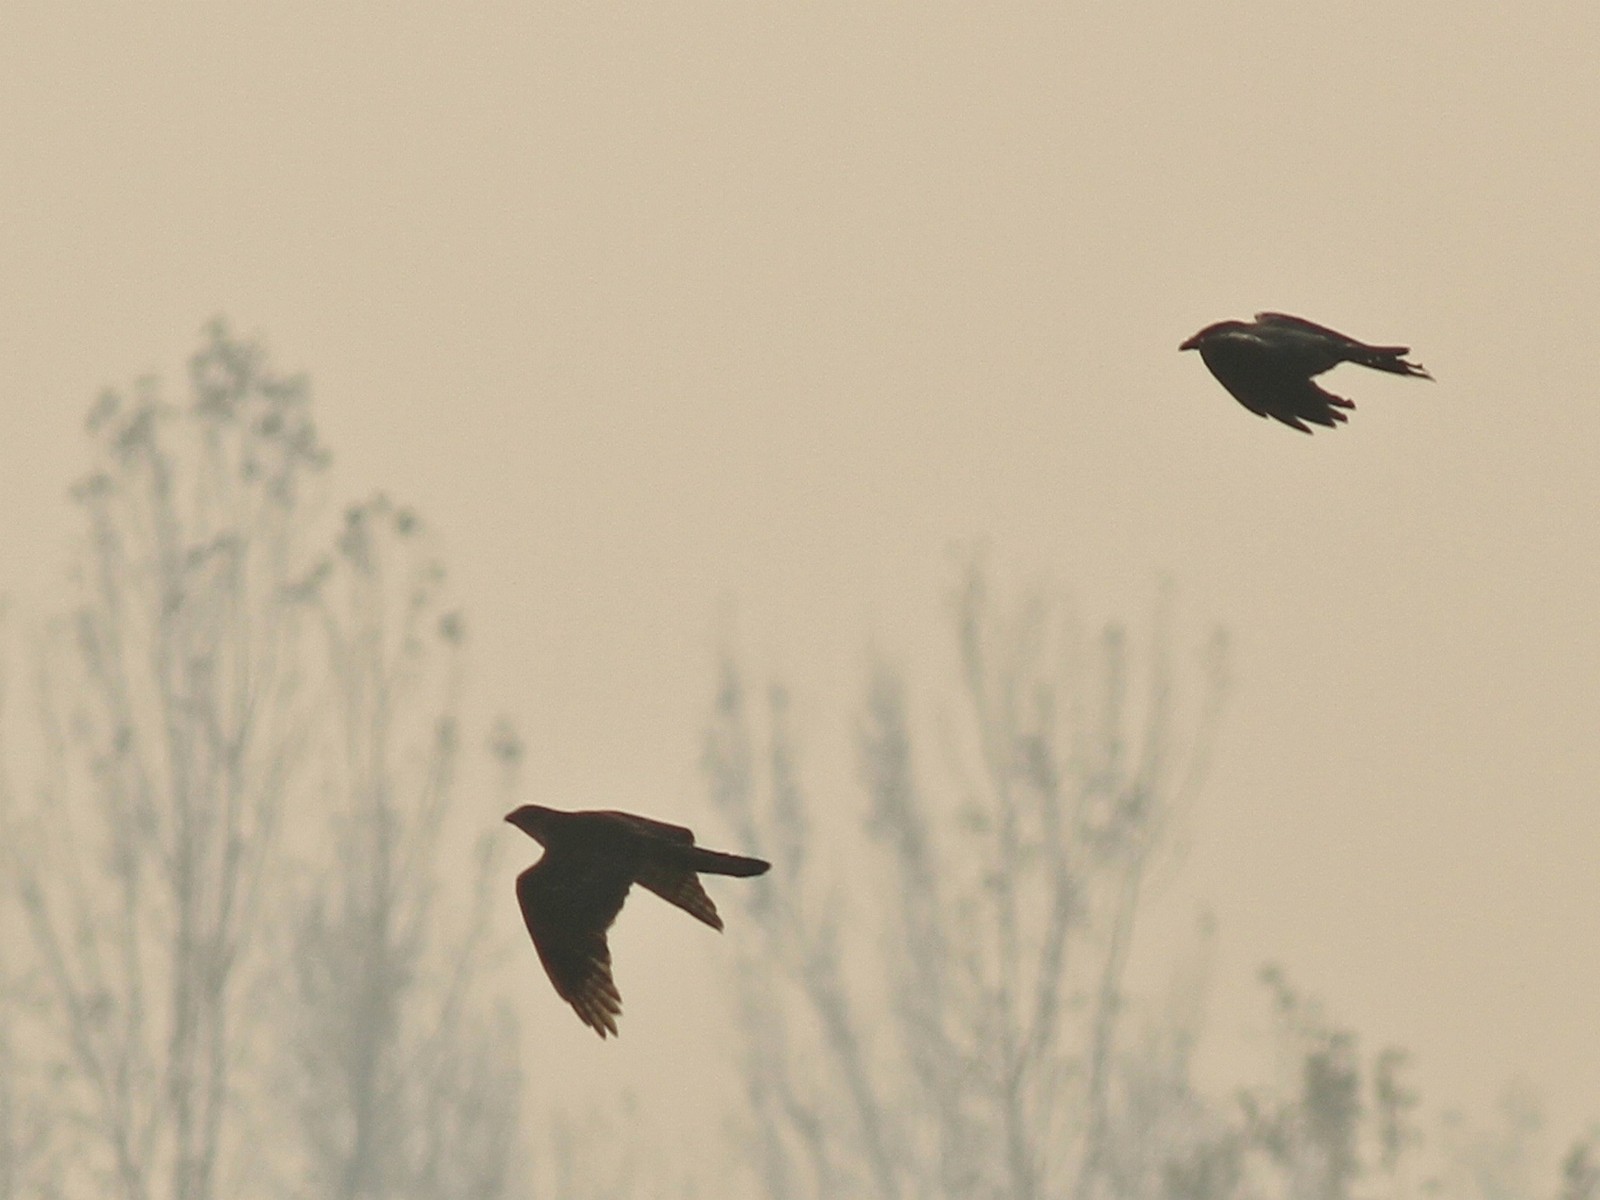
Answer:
[
  {"left": 506, "top": 803, "right": 770, "bottom": 1037},
  {"left": 1180, "top": 312, "right": 1432, "bottom": 433}
]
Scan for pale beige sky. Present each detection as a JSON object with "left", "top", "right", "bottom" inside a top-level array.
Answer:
[{"left": 2, "top": 3, "right": 1597, "bottom": 1151}]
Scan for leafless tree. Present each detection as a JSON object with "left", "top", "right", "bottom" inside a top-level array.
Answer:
[
  {"left": 3, "top": 321, "right": 326, "bottom": 1199},
  {"left": 1180, "top": 968, "right": 1598, "bottom": 1200},
  {"left": 1236, "top": 967, "right": 1376, "bottom": 1200},
  {"left": 274, "top": 494, "right": 522, "bottom": 1200},
  {"left": 1, "top": 323, "right": 525, "bottom": 1200},
  {"left": 703, "top": 556, "right": 1229, "bottom": 1200}
]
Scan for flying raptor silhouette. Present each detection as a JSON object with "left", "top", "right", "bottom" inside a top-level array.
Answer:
[
  {"left": 506, "top": 804, "right": 770, "bottom": 1037},
  {"left": 1181, "top": 312, "right": 1432, "bottom": 433}
]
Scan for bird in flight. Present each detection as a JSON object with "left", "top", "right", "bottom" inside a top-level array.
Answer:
[
  {"left": 506, "top": 804, "right": 770, "bottom": 1037},
  {"left": 1180, "top": 312, "right": 1432, "bottom": 433}
]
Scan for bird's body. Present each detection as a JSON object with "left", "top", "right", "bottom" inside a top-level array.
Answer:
[
  {"left": 1181, "top": 312, "right": 1432, "bottom": 432},
  {"left": 506, "top": 803, "right": 769, "bottom": 1037}
]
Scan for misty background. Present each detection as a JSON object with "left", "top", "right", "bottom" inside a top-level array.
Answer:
[{"left": 1, "top": 6, "right": 1596, "bottom": 1198}]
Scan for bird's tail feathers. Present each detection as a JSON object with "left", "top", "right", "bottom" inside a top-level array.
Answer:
[
  {"left": 681, "top": 846, "right": 771, "bottom": 877},
  {"left": 1356, "top": 345, "right": 1433, "bottom": 380}
]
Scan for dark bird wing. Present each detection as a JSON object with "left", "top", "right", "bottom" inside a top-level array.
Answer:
[
  {"left": 1204, "top": 352, "right": 1355, "bottom": 433},
  {"left": 1265, "top": 376, "right": 1356, "bottom": 432},
  {"left": 1253, "top": 311, "right": 1366, "bottom": 344},
  {"left": 634, "top": 842, "right": 769, "bottom": 928},
  {"left": 515, "top": 855, "right": 633, "bottom": 1037},
  {"left": 623, "top": 823, "right": 770, "bottom": 929},
  {"left": 635, "top": 859, "right": 725, "bottom": 930},
  {"left": 598, "top": 810, "right": 697, "bottom": 844}
]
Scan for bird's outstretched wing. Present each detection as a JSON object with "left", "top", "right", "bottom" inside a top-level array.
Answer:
[
  {"left": 599, "top": 810, "right": 697, "bottom": 844},
  {"left": 635, "top": 859, "right": 724, "bottom": 930},
  {"left": 1205, "top": 353, "right": 1355, "bottom": 433},
  {"left": 516, "top": 856, "right": 633, "bottom": 1037},
  {"left": 1253, "top": 311, "right": 1364, "bottom": 343},
  {"left": 627, "top": 826, "right": 769, "bottom": 929},
  {"left": 1254, "top": 376, "right": 1356, "bottom": 433}
]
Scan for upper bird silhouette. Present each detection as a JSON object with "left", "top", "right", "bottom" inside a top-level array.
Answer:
[
  {"left": 1181, "top": 312, "right": 1432, "bottom": 433},
  {"left": 506, "top": 803, "right": 770, "bottom": 1037}
]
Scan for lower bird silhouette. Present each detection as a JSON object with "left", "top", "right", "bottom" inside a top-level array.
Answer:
[
  {"left": 1181, "top": 312, "right": 1432, "bottom": 433},
  {"left": 506, "top": 804, "right": 770, "bottom": 1037}
]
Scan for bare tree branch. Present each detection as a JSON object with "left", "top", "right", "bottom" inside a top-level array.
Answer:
[
  {"left": 705, "top": 555, "right": 1229, "bottom": 1200},
  {"left": 4, "top": 321, "right": 324, "bottom": 1200},
  {"left": 2, "top": 323, "right": 523, "bottom": 1200},
  {"left": 273, "top": 494, "right": 521, "bottom": 1200}
]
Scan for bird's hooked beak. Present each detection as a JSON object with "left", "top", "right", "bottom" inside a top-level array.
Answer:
[{"left": 1178, "top": 332, "right": 1203, "bottom": 352}]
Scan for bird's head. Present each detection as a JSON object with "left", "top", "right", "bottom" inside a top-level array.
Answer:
[
  {"left": 505, "top": 804, "right": 557, "bottom": 846},
  {"left": 1179, "top": 320, "right": 1246, "bottom": 352}
]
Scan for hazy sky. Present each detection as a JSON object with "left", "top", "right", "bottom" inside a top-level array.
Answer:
[{"left": 3, "top": 5, "right": 1597, "bottom": 1153}]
